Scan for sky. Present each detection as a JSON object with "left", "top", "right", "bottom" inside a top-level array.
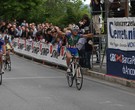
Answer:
[{"left": 83, "top": 0, "right": 90, "bottom": 4}]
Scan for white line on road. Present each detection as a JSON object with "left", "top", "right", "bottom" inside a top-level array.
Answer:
[{"left": 3, "top": 76, "right": 65, "bottom": 80}]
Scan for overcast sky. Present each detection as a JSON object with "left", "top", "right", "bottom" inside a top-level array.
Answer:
[{"left": 83, "top": 0, "right": 90, "bottom": 4}]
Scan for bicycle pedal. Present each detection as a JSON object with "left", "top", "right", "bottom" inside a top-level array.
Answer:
[{"left": 77, "top": 81, "right": 81, "bottom": 85}]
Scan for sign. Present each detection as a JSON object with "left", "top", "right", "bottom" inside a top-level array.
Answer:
[
  {"left": 108, "top": 17, "right": 135, "bottom": 51},
  {"left": 11, "top": 38, "right": 67, "bottom": 67},
  {"left": 107, "top": 17, "right": 135, "bottom": 80},
  {"left": 107, "top": 48, "right": 135, "bottom": 80}
]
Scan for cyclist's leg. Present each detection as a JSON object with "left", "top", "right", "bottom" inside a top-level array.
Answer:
[
  {"left": 66, "top": 49, "right": 72, "bottom": 72},
  {"left": 6, "top": 50, "right": 11, "bottom": 63},
  {"left": 68, "top": 48, "right": 80, "bottom": 78}
]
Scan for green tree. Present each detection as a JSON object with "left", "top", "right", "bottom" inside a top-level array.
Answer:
[
  {"left": 0, "top": 0, "right": 45, "bottom": 22},
  {"left": 0, "top": 0, "right": 90, "bottom": 26},
  {"left": 44, "top": 0, "right": 90, "bottom": 27}
]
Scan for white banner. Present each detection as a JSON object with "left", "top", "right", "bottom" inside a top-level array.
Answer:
[
  {"left": 107, "top": 17, "right": 135, "bottom": 51},
  {"left": 12, "top": 38, "right": 67, "bottom": 67}
]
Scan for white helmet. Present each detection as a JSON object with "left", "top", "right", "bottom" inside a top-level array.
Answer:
[{"left": 71, "top": 24, "right": 79, "bottom": 31}]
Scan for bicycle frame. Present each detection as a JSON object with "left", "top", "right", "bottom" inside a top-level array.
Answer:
[{"left": 70, "top": 57, "right": 78, "bottom": 77}]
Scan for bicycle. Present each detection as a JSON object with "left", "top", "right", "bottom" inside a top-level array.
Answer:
[
  {"left": 66, "top": 55, "right": 83, "bottom": 90},
  {"left": 3, "top": 53, "right": 11, "bottom": 71}
]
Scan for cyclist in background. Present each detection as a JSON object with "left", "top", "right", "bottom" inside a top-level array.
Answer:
[
  {"left": 4, "top": 35, "right": 13, "bottom": 63},
  {"left": 0, "top": 34, "right": 6, "bottom": 73},
  {"left": 56, "top": 24, "right": 93, "bottom": 72}
]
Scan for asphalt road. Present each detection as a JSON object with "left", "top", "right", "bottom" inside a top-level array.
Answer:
[{"left": 0, "top": 54, "right": 135, "bottom": 110}]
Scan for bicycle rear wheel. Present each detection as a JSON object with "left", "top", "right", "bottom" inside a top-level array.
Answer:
[
  {"left": 75, "top": 66, "right": 83, "bottom": 90},
  {"left": 3, "top": 61, "right": 7, "bottom": 70},
  {"left": 67, "top": 72, "right": 74, "bottom": 87}
]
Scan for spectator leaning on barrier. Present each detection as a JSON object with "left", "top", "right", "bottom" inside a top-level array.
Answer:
[
  {"left": 17, "top": 26, "right": 22, "bottom": 38},
  {"left": 45, "top": 28, "right": 53, "bottom": 43},
  {"left": 78, "top": 14, "right": 93, "bottom": 70}
]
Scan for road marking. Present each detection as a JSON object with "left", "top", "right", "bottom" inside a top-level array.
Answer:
[
  {"left": 99, "top": 101, "right": 124, "bottom": 107},
  {"left": 3, "top": 76, "right": 65, "bottom": 80}
]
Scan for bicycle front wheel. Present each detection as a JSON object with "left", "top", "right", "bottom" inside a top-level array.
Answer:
[
  {"left": 75, "top": 66, "right": 83, "bottom": 90},
  {"left": 0, "top": 62, "right": 3, "bottom": 85},
  {"left": 3, "top": 61, "right": 7, "bottom": 70},
  {"left": 67, "top": 72, "right": 74, "bottom": 87},
  {"left": 0, "top": 74, "right": 2, "bottom": 85}
]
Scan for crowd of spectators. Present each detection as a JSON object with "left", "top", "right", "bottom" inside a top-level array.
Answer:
[
  {"left": 0, "top": 15, "right": 100, "bottom": 69},
  {"left": 0, "top": 20, "right": 66, "bottom": 45}
]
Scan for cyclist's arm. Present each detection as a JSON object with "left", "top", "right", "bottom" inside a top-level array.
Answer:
[
  {"left": 55, "top": 26, "right": 66, "bottom": 37},
  {"left": 8, "top": 39, "right": 13, "bottom": 49},
  {"left": 82, "top": 33, "right": 93, "bottom": 38}
]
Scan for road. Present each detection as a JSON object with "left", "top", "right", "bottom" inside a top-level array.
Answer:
[{"left": 0, "top": 54, "right": 135, "bottom": 110}]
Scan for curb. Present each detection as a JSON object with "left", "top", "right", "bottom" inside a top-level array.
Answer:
[{"left": 86, "top": 70, "right": 135, "bottom": 88}]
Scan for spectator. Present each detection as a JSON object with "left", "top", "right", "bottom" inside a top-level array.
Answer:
[
  {"left": 90, "top": 0, "right": 101, "bottom": 34},
  {"left": 45, "top": 28, "right": 52, "bottom": 43},
  {"left": 28, "top": 28, "right": 34, "bottom": 39},
  {"left": 21, "top": 20, "right": 26, "bottom": 26},
  {"left": 31, "top": 24, "right": 37, "bottom": 40},
  {"left": 21, "top": 26, "right": 26, "bottom": 38},
  {"left": 17, "top": 26, "right": 22, "bottom": 38},
  {"left": 78, "top": 14, "right": 93, "bottom": 69},
  {"left": 0, "top": 22, "right": 6, "bottom": 33},
  {"left": 12, "top": 24, "right": 19, "bottom": 38}
]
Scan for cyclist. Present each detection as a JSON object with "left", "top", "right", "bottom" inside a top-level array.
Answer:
[
  {"left": 0, "top": 34, "right": 6, "bottom": 73},
  {"left": 56, "top": 24, "right": 93, "bottom": 72},
  {"left": 4, "top": 35, "right": 13, "bottom": 63}
]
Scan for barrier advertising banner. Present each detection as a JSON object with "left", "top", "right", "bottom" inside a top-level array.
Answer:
[
  {"left": 107, "top": 17, "right": 135, "bottom": 80},
  {"left": 107, "top": 48, "right": 135, "bottom": 80},
  {"left": 12, "top": 38, "right": 67, "bottom": 67}
]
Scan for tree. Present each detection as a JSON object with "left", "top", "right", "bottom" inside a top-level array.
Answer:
[
  {"left": 0, "top": 0, "right": 45, "bottom": 22},
  {"left": 44, "top": 0, "right": 90, "bottom": 27},
  {"left": 0, "top": 0, "right": 90, "bottom": 26}
]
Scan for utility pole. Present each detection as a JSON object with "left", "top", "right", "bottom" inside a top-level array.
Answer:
[{"left": 125, "top": 0, "right": 129, "bottom": 17}]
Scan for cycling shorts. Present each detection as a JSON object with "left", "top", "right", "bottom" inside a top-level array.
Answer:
[
  {"left": 66, "top": 48, "right": 79, "bottom": 57},
  {"left": 6, "top": 43, "right": 11, "bottom": 50}
]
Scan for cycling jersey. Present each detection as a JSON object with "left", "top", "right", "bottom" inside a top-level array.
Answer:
[
  {"left": 6, "top": 43, "right": 11, "bottom": 50},
  {"left": 66, "top": 33, "right": 81, "bottom": 57},
  {"left": 66, "top": 33, "right": 80, "bottom": 47}
]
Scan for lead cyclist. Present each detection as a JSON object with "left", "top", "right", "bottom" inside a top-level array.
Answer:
[
  {"left": 55, "top": 24, "right": 93, "bottom": 72},
  {"left": 4, "top": 34, "right": 13, "bottom": 63}
]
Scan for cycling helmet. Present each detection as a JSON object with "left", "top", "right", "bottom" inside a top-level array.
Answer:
[{"left": 71, "top": 24, "right": 80, "bottom": 32}]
